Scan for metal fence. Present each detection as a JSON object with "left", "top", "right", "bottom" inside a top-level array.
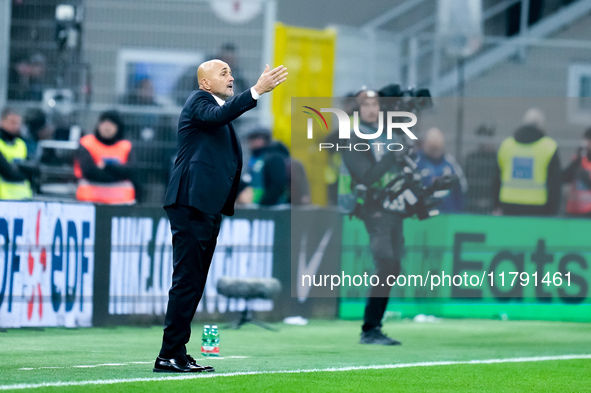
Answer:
[
  {"left": 5, "top": 0, "right": 274, "bottom": 204},
  {"left": 3, "top": 0, "right": 591, "bottom": 212}
]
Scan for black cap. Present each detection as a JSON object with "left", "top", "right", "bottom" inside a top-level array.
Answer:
[
  {"left": 246, "top": 126, "right": 271, "bottom": 141},
  {"left": 97, "top": 110, "right": 124, "bottom": 138}
]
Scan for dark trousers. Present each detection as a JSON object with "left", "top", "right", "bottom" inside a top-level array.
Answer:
[
  {"left": 159, "top": 204, "right": 222, "bottom": 358},
  {"left": 362, "top": 211, "right": 404, "bottom": 332}
]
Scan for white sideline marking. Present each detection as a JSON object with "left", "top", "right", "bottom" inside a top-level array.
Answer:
[
  {"left": 73, "top": 363, "right": 127, "bottom": 368},
  {"left": 18, "top": 357, "right": 248, "bottom": 371},
  {"left": 3, "top": 354, "right": 590, "bottom": 391},
  {"left": 97, "top": 363, "right": 126, "bottom": 366},
  {"left": 19, "top": 362, "right": 148, "bottom": 371}
]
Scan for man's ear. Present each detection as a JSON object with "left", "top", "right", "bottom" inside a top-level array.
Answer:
[{"left": 200, "top": 78, "right": 210, "bottom": 90}]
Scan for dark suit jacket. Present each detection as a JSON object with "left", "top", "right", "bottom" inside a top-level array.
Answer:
[{"left": 164, "top": 89, "right": 257, "bottom": 215}]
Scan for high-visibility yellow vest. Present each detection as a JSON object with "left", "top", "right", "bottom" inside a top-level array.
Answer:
[
  {"left": 0, "top": 137, "right": 32, "bottom": 200},
  {"left": 498, "top": 136, "right": 557, "bottom": 206}
]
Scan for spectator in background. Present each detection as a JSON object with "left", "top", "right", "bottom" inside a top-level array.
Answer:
[
  {"left": 9, "top": 53, "right": 47, "bottom": 101},
  {"left": 0, "top": 108, "right": 34, "bottom": 200},
  {"left": 494, "top": 108, "right": 561, "bottom": 216},
  {"left": 464, "top": 124, "right": 498, "bottom": 214},
  {"left": 416, "top": 127, "right": 467, "bottom": 213},
  {"left": 563, "top": 128, "right": 591, "bottom": 216},
  {"left": 289, "top": 153, "right": 311, "bottom": 205},
  {"left": 122, "top": 77, "right": 159, "bottom": 106},
  {"left": 324, "top": 129, "right": 342, "bottom": 206},
  {"left": 74, "top": 110, "right": 137, "bottom": 204},
  {"left": 242, "top": 127, "right": 310, "bottom": 206},
  {"left": 215, "top": 43, "right": 248, "bottom": 96},
  {"left": 324, "top": 93, "right": 356, "bottom": 205},
  {"left": 22, "top": 108, "right": 54, "bottom": 158},
  {"left": 121, "top": 76, "right": 161, "bottom": 144},
  {"left": 243, "top": 127, "right": 289, "bottom": 206}
]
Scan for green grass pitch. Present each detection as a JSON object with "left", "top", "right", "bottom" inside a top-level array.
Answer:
[{"left": 1, "top": 319, "right": 590, "bottom": 392}]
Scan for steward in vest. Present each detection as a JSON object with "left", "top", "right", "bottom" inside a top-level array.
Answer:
[
  {"left": 563, "top": 128, "right": 591, "bottom": 215},
  {"left": 493, "top": 108, "right": 561, "bottom": 216},
  {"left": 74, "top": 110, "right": 136, "bottom": 204},
  {"left": 0, "top": 108, "right": 34, "bottom": 200},
  {"left": 338, "top": 89, "right": 406, "bottom": 346}
]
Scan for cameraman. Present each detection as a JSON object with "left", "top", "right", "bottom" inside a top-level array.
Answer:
[{"left": 339, "top": 89, "right": 406, "bottom": 346}]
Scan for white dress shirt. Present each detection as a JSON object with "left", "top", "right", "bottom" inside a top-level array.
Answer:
[{"left": 211, "top": 87, "right": 260, "bottom": 106}]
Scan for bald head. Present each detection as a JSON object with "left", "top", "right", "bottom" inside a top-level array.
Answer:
[
  {"left": 424, "top": 127, "right": 445, "bottom": 160},
  {"left": 522, "top": 108, "right": 545, "bottom": 131},
  {"left": 197, "top": 59, "right": 234, "bottom": 99},
  {"left": 197, "top": 59, "right": 226, "bottom": 83}
]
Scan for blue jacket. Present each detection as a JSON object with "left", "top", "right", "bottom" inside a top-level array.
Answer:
[{"left": 416, "top": 150, "right": 467, "bottom": 212}]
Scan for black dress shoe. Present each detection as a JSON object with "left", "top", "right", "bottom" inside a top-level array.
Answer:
[
  {"left": 185, "top": 354, "right": 215, "bottom": 372},
  {"left": 153, "top": 354, "right": 214, "bottom": 373},
  {"left": 359, "top": 327, "right": 402, "bottom": 345}
]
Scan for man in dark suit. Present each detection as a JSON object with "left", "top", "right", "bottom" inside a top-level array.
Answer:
[{"left": 154, "top": 60, "right": 287, "bottom": 373}]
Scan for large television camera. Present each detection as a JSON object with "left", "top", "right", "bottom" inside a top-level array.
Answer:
[
  {"left": 377, "top": 83, "right": 433, "bottom": 113},
  {"left": 378, "top": 84, "right": 450, "bottom": 219},
  {"left": 379, "top": 153, "right": 458, "bottom": 220},
  {"left": 349, "top": 152, "right": 458, "bottom": 221},
  {"left": 345, "top": 84, "right": 455, "bottom": 220}
]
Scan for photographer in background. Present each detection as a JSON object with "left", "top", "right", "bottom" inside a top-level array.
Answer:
[
  {"left": 563, "top": 128, "right": 591, "bottom": 216},
  {"left": 339, "top": 89, "right": 405, "bottom": 346}
]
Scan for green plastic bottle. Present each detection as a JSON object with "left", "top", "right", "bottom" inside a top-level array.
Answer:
[
  {"left": 201, "top": 325, "right": 212, "bottom": 356},
  {"left": 210, "top": 325, "right": 220, "bottom": 356}
]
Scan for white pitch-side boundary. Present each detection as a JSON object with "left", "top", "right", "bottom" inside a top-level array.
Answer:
[
  {"left": 1, "top": 354, "right": 590, "bottom": 391},
  {"left": 17, "top": 356, "right": 250, "bottom": 371}
]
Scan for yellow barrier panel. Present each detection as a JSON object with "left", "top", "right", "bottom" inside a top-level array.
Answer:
[{"left": 272, "top": 23, "right": 336, "bottom": 205}]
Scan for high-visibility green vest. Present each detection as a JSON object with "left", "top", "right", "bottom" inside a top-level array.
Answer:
[
  {"left": 338, "top": 163, "right": 400, "bottom": 210},
  {"left": 0, "top": 137, "right": 32, "bottom": 200},
  {"left": 498, "top": 136, "right": 557, "bottom": 206}
]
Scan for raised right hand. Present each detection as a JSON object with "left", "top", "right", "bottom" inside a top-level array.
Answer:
[{"left": 253, "top": 64, "right": 288, "bottom": 95}]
